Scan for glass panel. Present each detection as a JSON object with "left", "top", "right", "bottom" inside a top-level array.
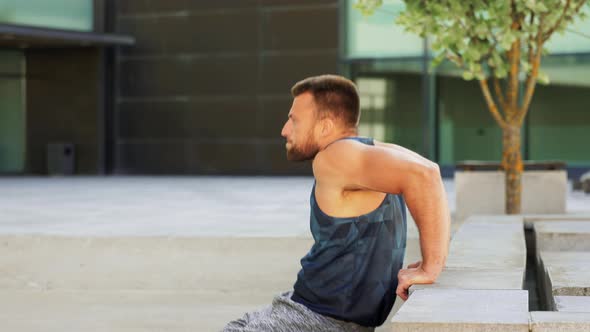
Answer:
[
  {"left": 542, "top": 54, "right": 590, "bottom": 87},
  {"left": 437, "top": 76, "right": 503, "bottom": 166},
  {"left": 0, "top": 50, "right": 25, "bottom": 173},
  {"left": 346, "top": 0, "right": 423, "bottom": 59},
  {"left": 355, "top": 73, "right": 425, "bottom": 155},
  {"left": 0, "top": 0, "right": 93, "bottom": 31},
  {"left": 528, "top": 84, "right": 590, "bottom": 166},
  {"left": 546, "top": 7, "right": 590, "bottom": 54}
]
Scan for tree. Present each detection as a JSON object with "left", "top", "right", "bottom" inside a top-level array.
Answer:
[{"left": 356, "top": 0, "right": 589, "bottom": 214}]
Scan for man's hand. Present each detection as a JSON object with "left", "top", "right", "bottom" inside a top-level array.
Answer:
[{"left": 395, "top": 261, "right": 436, "bottom": 301}]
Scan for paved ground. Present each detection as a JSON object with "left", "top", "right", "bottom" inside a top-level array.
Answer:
[{"left": 0, "top": 176, "right": 588, "bottom": 331}]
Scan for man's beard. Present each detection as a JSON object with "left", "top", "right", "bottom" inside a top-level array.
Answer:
[{"left": 286, "top": 137, "right": 319, "bottom": 162}]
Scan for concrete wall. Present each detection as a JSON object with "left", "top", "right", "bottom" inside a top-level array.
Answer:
[
  {"left": 114, "top": 0, "right": 339, "bottom": 174},
  {"left": 455, "top": 170, "right": 567, "bottom": 222}
]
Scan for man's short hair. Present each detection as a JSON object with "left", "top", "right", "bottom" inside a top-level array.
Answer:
[{"left": 291, "top": 74, "right": 360, "bottom": 128}]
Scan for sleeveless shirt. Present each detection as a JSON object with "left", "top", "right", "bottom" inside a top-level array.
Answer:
[{"left": 291, "top": 136, "right": 407, "bottom": 327}]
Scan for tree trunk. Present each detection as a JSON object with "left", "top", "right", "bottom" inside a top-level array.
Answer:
[{"left": 502, "top": 124, "right": 523, "bottom": 214}]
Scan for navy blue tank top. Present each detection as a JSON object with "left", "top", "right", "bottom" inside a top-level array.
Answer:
[{"left": 291, "top": 136, "right": 407, "bottom": 327}]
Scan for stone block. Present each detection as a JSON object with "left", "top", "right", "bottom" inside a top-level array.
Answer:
[
  {"left": 538, "top": 251, "right": 590, "bottom": 310},
  {"left": 524, "top": 214, "right": 590, "bottom": 228},
  {"left": 446, "top": 221, "right": 526, "bottom": 270},
  {"left": 455, "top": 170, "right": 567, "bottom": 222},
  {"left": 530, "top": 312, "right": 590, "bottom": 332},
  {"left": 555, "top": 296, "right": 590, "bottom": 312},
  {"left": 391, "top": 289, "right": 529, "bottom": 332},
  {"left": 409, "top": 268, "right": 524, "bottom": 294},
  {"left": 534, "top": 221, "right": 590, "bottom": 252},
  {"left": 581, "top": 171, "right": 590, "bottom": 194},
  {"left": 546, "top": 266, "right": 590, "bottom": 297}
]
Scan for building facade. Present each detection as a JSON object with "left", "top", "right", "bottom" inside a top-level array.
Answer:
[{"left": 0, "top": 0, "right": 588, "bottom": 177}]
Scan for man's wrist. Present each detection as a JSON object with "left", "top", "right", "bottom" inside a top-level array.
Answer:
[{"left": 420, "top": 262, "right": 443, "bottom": 280}]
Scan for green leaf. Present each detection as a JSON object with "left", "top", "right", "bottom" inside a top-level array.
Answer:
[
  {"left": 537, "top": 71, "right": 550, "bottom": 85},
  {"left": 462, "top": 71, "right": 475, "bottom": 80}
]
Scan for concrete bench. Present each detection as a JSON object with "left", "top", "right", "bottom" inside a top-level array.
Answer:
[
  {"left": 555, "top": 296, "right": 590, "bottom": 312},
  {"left": 445, "top": 219, "right": 526, "bottom": 270},
  {"left": 409, "top": 268, "right": 524, "bottom": 294},
  {"left": 455, "top": 169, "right": 567, "bottom": 222},
  {"left": 537, "top": 251, "right": 590, "bottom": 310},
  {"left": 534, "top": 221, "right": 590, "bottom": 252},
  {"left": 391, "top": 289, "right": 529, "bottom": 332},
  {"left": 0, "top": 235, "right": 312, "bottom": 331}
]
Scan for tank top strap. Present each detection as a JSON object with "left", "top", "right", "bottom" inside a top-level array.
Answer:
[{"left": 324, "top": 136, "right": 374, "bottom": 150}]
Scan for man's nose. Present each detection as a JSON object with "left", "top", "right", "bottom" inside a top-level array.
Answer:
[{"left": 281, "top": 122, "right": 289, "bottom": 138}]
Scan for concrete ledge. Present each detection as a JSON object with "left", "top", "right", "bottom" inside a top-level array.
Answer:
[
  {"left": 523, "top": 215, "right": 590, "bottom": 230},
  {"left": 555, "top": 296, "right": 590, "bottom": 312},
  {"left": 455, "top": 170, "right": 567, "bottom": 222},
  {"left": 546, "top": 266, "right": 590, "bottom": 297},
  {"left": 534, "top": 221, "right": 590, "bottom": 251},
  {"left": 409, "top": 268, "right": 524, "bottom": 295},
  {"left": 0, "top": 235, "right": 311, "bottom": 291},
  {"left": 0, "top": 289, "right": 271, "bottom": 332},
  {"left": 537, "top": 251, "right": 590, "bottom": 310},
  {"left": 446, "top": 221, "right": 526, "bottom": 270},
  {"left": 391, "top": 289, "right": 529, "bottom": 332},
  {"left": 530, "top": 311, "right": 590, "bottom": 332}
]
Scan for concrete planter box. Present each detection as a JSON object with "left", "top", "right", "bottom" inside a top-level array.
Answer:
[{"left": 455, "top": 162, "right": 567, "bottom": 222}]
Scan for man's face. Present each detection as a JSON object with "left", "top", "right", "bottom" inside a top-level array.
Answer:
[{"left": 281, "top": 92, "right": 320, "bottom": 161}]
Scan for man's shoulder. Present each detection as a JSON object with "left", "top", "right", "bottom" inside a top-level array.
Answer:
[{"left": 313, "top": 139, "right": 369, "bottom": 176}]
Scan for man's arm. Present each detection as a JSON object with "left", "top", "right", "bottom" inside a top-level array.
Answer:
[{"left": 315, "top": 140, "right": 451, "bottom": 300}]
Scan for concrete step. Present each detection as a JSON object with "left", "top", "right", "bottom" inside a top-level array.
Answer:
[
  {"left": 530, "top": 312, "right": 590, "bottom": 332},
  {"left": 538, "top": 251, "right": 590, "bottom": 310},
  {"left": 409, "top": 268, "right": 524, "bottom": 294},
  {"left": 0, "top": 235, "right": 312, "bottom": 291},
  {"left": 0, "top": 289, "right": 273, "bottom": 332},
  {"left": 445, "top": 219, "right": 526, "bottom": 270},
  {"left": 555, "top": 296, "right": 590, "bottom": 312},
  {"left": 534, "top": 221, "right": 590, "bottom": 252},
  {"left": 391, "top": 289, "right": 529, "bottom": 332}
]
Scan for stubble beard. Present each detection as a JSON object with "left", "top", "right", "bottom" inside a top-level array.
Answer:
[{"left": 286, "top": 137, "right": 319, "bottom": 162}]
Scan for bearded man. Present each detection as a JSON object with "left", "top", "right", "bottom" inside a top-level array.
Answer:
[{"left": 222, "top": 74, "right": 450, "bottom": 332}]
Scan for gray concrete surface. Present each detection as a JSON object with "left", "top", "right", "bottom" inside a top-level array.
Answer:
[
  {"left": 538, "top": 251, "right": 590, "bottom": 310},
  {"left": 534, "top": 221, "right": 590, "bottom": 251},
  {"left": 0, "top": 176, "right": 423, "bottom": 331},
  {"left": 530, "top": 312, "right": 590, "bottom": 332},
  {"left": 409, "top": 268, "right": 524, "bottom": 294},
  {"left": 445, "top": 218, "right": 527, "bottom": 270},
  {"left": 0, "top": 176, "right": 589, "bottom": 331},
  {"left": 391, "top": 289, "right": 530, "bottom": 332},
  {"left": 555, "top": 296, "right": 590, "bottom": 312},
  {"left": 455, "top": 170, "right": 568, "bottom": 222}
]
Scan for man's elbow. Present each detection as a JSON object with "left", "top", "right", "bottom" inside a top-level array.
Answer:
[{"left": 420, "top": 162, "right": 441, "bottom": 182}]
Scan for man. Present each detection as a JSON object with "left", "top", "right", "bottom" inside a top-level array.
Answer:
[{"left": 222, "top": 75, "right": 450, "bottom": 331}]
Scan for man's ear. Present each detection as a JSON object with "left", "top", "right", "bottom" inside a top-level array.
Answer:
[{"left": 320, "top": 117, "right": 335, "bottom": 137}]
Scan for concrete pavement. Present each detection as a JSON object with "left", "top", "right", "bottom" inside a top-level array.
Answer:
[{"left": 0, "top": 176, "right": 588, "bottom": 331}]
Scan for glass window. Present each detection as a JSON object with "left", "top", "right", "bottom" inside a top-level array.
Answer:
[
  {"left": 528, "top": 83, "right": 590, "bottom": 166},
  {"left": 345, "top": 0, "right": 423, "bottom": 59},
  {"left": 546, "top": 7, "right": 590, "bottom": 54},
  {"left": 0, "top": 0, "right": 93, "bottom": 31},
  {"left": 0, "top": 50, "right": 25, "bottom": 173},
  {"left": 355, "top": 72, "right": 425, "bottom": 155},
  {"left": 437, "top": 76, "right": 503, "bottom": 166}
]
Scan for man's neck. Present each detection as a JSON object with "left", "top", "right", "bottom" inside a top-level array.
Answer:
[{"left": 318, "top": 130, "right": 359, "bottom": 151}]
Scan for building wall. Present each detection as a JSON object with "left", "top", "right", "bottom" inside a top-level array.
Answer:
[
  {"left": 115, "top": 0, "right": 339, "bottom": 174},
  {"left": 26, "top": 48, "right": 101, "bottom": 174}
]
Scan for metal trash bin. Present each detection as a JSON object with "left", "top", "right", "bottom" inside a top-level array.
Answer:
[{"left": 47, "top": 143, "right": 75, "bottom": 175}]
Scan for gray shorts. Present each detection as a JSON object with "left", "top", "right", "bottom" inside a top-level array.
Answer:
[{"left": 221, "top": 291, "right": 375, "bottom": 332}]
